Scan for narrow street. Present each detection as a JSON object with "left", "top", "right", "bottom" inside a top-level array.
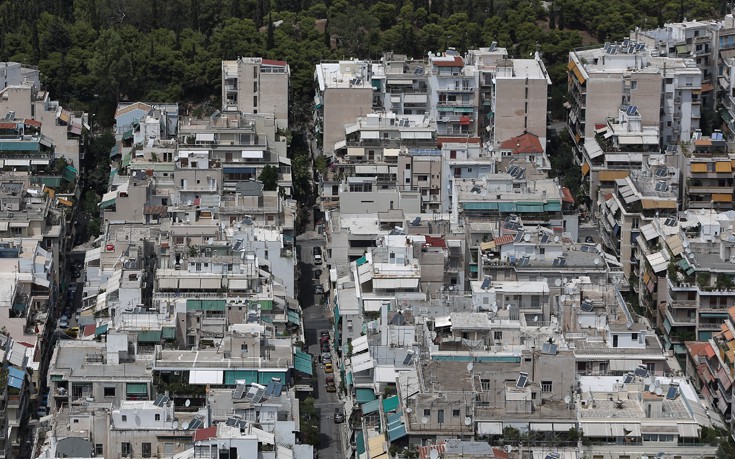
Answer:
[{"left": 296, "top": 234, "right": 346, "bottom": 458}]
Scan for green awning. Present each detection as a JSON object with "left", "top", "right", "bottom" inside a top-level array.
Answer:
[
  {"left": 356, "top": 388, "right": 377, "bottom": 403},
  {"left": 470, "top": 264, "right": 479, "bottom": 273},
  {"left": 50, "top": 374, "right": 64, "bottom": 382},
  {"left": 463, "top": 201, "right": 498, "bottom": 211},
  {"left": 126, "top": 383, "right": 147, "bottom": 394},
  {"left": 673, "top": 344, "right": 688, "bottom": 354},
  {"left": 12, "top": 303, "right": 25, "bottom": 312},
  {"left": 544, "top": 201, "right": 562, "bottom": 212},
  {"left": 121, "top": 152, "right": 132, "bottom": 168},
  {"left": 258, "top": 371, "right": 287, "bottom": 384},
  {"left": 356, "top": 255, "right": 368, "bottom": 267},
  {"left": 356, "top": 432, "right": 366, "bottom": 456},
  {"left": 261, "top": 316, "right": 273, "bottom": 323},
  {"left": 258, "top": 300, "right": 273, "bottom": 311},
  {"left": 294, "top": 349, "right": 313, "bottom": 375},
  {"left": 346, "top": 371, "right": 353, "bottom": 386},
  {"left": 676, "top": 44, "right": 689, "bottom": 54},
  {"left": 123, "top": 129, "right": 133, "bottom": 140},
  {"left": 334, "top": 304, "right": 340, "bottom": 324},
  {"left": 701, "top": 312, "right": 729, "bottom": 318},
  {"left": 110, "top": 144, "right": 120, "bottom": 157},
  {"left": 36, "top": 176, "right": 63, "bottom": 187},
  {"left": 99, "top": 197, "right": 116, "bottom": 209},
  {"left": 720, "top": 109, "right": 733, "bottom": 123},
  {"left": 62, "top": 165, "right": 78, "bottom": 182},
  {"left": 382, "top": 395, "right": 399, "bottom": 413},
  {"left": 162, "top": 327, "right": 176, "bottom": 340},
  {"left": 95, "top": 324, "right": 109, "bottom": 336},
  {"left": 498, "top": 202, "right": 516, "bottom": 212},
  {"left": 137, "top": 330, "right": 162, "bottom": 342},
  {"left": 224, "top": 370, "right": 258, "bottom": 385},
  {"left": 387, "top": 411, "right": 407, "bottom": 441},
  {"left": 362, "top": 398, "right": 381, "bottom": 414},
  {"left": 287, "top": 310, "right": 300, "bottom": 325},
  {"left": 516, "top": 204, "right": 545, "bottom": 213},
  {"left": 187, "top": 299, "right": 226, "bottom": 312}
]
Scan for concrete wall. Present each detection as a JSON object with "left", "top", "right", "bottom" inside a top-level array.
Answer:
[
  {"left": 323, "top": 88, "right": 373, "bottom": 156},
  {"left": 495, "top": 77, "right": 548, "bottom": 150}
]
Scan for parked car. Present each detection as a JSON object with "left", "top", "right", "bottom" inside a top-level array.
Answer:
[
  {"left": 313, "top": 246, "right": 323, "bottom": 264},
  {"left": 320, "top": 330, "right": 330, "bottom": 338},
  {"left": 59, "top": 318, "right": 69, "bottom": 329},
  {"left": 320, "top": 335, "right": 330, "bottom": 344},
  {"left": 315, "top": 285, "right": 324, "bottom": 295},
  {"left": 324, "top": 363, "right": 334, "bottom": 373},
  {"left": 334, "top": 407, "right": 345, "bottom": 423},
  {"left": 325, "top": 376, "right": 336, "bottom": 392},
  {"left": 313, "top": 269, "right": 323, "bottom": 279},
  {"left": 321, "top": 353, "right": 332, "bottom": 364},
  {"left": 321, "top": 344, "right": 330, "bottom": 353}
]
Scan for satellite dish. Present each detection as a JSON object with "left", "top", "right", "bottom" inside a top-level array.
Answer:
[
  {"left": 185, "top": 399, "right": 191, "bottom": 407},
  {"left": 542, "top": 277, "right": 548, "bottom": 284},
  {"left": 430, "top": 450, "right": 439, "bottom": 459},
  {"left": 492, "top": 304, "right": 498, "bottom": 313},
  {"left": 467, "top": 362, "right": 474, "bottom": 372},
  {"left": 405, "top": 407, "right": 413, "bottom": 414},
  {"left": 504, "top": 445, "right": 513, "bottom": 453},
  {"left": 207, "top": 238, "right": 213, "bottom": 245},
  {"left": 655, "top": 387, "right": 663, "bottom": 396},
  {"left": 533, "top": 315, "right": 538, "bottom": 322},
  {"left": 554, "top": 236, "right": 559, "bottom": 242},
  {"left": 554, "top": 279, "right": 562, "bottom": 287},
  {"left": 421, "top": 416, "right": 429, "bottom": 424},
  {"left": 135, "top": 415, "right": 142, "bottom": 426},
  {"left": 593, "top": 258, "right": 601, "bottom": 265},
  {"left": 564, "top": 395, "right": 572, "bottom": 404},
  {"left": 506, "top": 304, "right": 512, "bottom": 310},
  {"left": 173, "top": 420, "right": 179, "bottom": 429},
  {"left": 523, "top": 234, "right": 531, "bottom": 242},
  {"left": 182, "top": 421, "right": 190, "bottom": 429},
  {"left": 563, "top": 278, "right": 568, "bottom": 283},
  {"left": 464, "top": 416, "right": 472, "bottom": 426}
]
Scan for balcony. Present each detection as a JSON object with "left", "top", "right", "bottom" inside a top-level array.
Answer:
[{"left": 665, "top": 307, "right": 696, "bottom": 326}]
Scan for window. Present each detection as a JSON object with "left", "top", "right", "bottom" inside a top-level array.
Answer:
[
  {"left": 631, "top": 80, "right": 638, "bottom": 90},
  {"left": 121, "top": 415, "right": 127, "bottom": 422},
  {"left": 437, "top": 409, "right": 445, "bottom": 423},
  {"left": 253, "top": 81, "right": 258, "bottom": 92},
  {"left": 453, "top": 409, "right": 460, "bottom": 417},
  {"left": 450, "top": 150, "right": 457, "bottom": 159},
  {"left": 104, "top": 387, "right": 116, "bottom": 397},
  {"left": 481, "top": 379, "right": 491, "bottom": 391},
  {"left": 423, "top": 409, "right": 431, "bottom": 417},
  {"left": 142, "top": 442, "right": 152, "bottom": 458},
  {"left": 253, "top": 95, "right": 258, "bottom": 107},
  {"left": 539, "top": 248, "right": 545, "bottom": 255},
  {"left": 253, "top": 67, "right": 258, "bottom": 78},
  {"left": 155, "top": 414, "right": 161, "bottom": 421},
  {"left": 96, "top": 444, "right": 103, "bottom": 455},
  {"left": 121, "top": 442, "right": 132, "bottom": 457},
  {"left": 541, "top": 381, "right": 552, "bottom": 393},
  {"left": 631, "top": 333, "right": 638, "bottom": 340},
  {"left": 494, "top": 331, "right": 502, "bottom": 340}
]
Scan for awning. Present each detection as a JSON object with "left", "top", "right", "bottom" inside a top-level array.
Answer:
[
  {"left": 690, "top": 162, "right": 708, "bottom": 173},
  {"left": 598, "top": 170, "right": 629, "bottom": 181},
  {"left": 362, "top": 399, "right": 381, "bottom": 414},
  {"left": 137, "top": 330, "right": 162, "bottom": 342},
  {"left": 676, "top": 44, "right": 689, "bottom": 54},
  {"left": 7, "top": 367, "right": 25, "bottom": 389},
  {"left": 356, "top": 388, "right": 377, "bottom": 403},
  {"left": 715, "top": 161, "right": 733, "bottom": 173},
  {"left": 95, "top": 323, "right": 109, "bottom": 336},
  {"left": 196, "top": 133, "right": 215, "bottom": 142},
  {"left": 387, "top": 412, "right": 407, "bottom": 441},
  {"left": 581, "top": 162, "right": 590, "bottom": 176},
  {"left": 609, "top": 359, "right": 642, "bottom": 372},
  {"left": 382, "top": 395, "right": 399, "bottom": 413},
  {"left": 383, "top": 148, "right": 400, "bottom": 157},
  {"left": 356, "top": 432, "right": 366, "bottom": 456},
  {"left": 477, "top": 422, "right": 503, "bottom": 435},
  {"left": 162, "top": 327, "right": 176, "bottom": 339},
  {"left": 352, "top": 335, "right": 369, "bottom": 354},
  {"left": 287, "top": 309, "right": 300, "bottom": 325},
  {"left": 294, "top": 349, "right": 313, "bottom": 375},
  {"left": 582, "top": 423, "right": 610, "bottom": 437},
  {"left": 126, "top": 383, "right": 148, "bottom": 394},
  {"left": 713, "top": 193, "right": 733, "bottom": 203},
  {"left": 224, "top": 370, "right": 258, "bottom": 385},
  {"left": 334, "top": 140, "right": 347, "bottom": 151},
  {"left": 530, "top": 423, "right": 554, "bottom": 432},
  {"left": 241, "top": 150, "right": 264, "bottom": 159},
  {"left": 189, "top": 370, "right": 223, "bottom": 385}
]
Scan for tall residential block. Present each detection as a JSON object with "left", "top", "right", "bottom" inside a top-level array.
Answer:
[{"left": 222, "top": 57, "right": 289, "bottom": 129}]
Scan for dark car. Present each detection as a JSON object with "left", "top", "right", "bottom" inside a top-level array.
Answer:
[
  {"left": 314, "top": 269, "right": 323, "bottom": 279},
  {"left": 321, "top": 344, "right": 330, "bottom": 353},
  {"left": 313, "top": 246, "right": 322, "bottom": 256},
  {"left": 334, "top": 407, "right": 345, "bottom": 423},
  {"left": 315, "top": 285, "right": 324, "bottom": 295},
  {"left": 320, "top": 330, "right": 330, "bottom": 338},
  {"left": 320, "top": 335, "right": 330, "bottom": 344}
]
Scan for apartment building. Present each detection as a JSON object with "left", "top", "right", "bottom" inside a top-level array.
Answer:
[
  {"left": 426, "top": 51, "right": 479, "bottom": 138},
  {"left": 374, "top": 52, "right": 430, "bottom": 116},
  {"left": 114, "top": 101, "right": 179, "bottom": 143},
  {"left": 684, "top": 132, "right": 735, "bottom": 210},
  {"left": 0, "top": 62, "right": 40, "bottom": 90},
  {"left": 568, "top": 41, "right": 702, "bottom": 150},
  {"left": 314, "top": 60, "right": 375, "bottom": 157},
  {"left": 222, "top": 57, "right": 290, "bottom": 129}
]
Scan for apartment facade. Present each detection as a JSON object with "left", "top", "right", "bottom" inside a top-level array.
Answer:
[{"left": 222, "top": 57, "right": 290, "bottom": 129}]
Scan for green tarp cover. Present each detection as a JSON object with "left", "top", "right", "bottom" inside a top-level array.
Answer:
[
  {"left": 294, "top": 350, "right": 313, "bottom": 376},
  {"left": 544, "top": 201, "right": 562, "bottom": 212},
  {"left": 37, "top": 176, "right": 62, "bottom": 187},
  {"left": 62, "top": 165, "right": 78, "bottom": 182},
  {"left": 382, "top": 395, "right": 399, "bottom": 413},
  {"left": 162, "top": 327, "right": 176, "bottom": 339},
  {"left": 95, "top": 324, "right": 109, "bottom": 336},
  {"left": 137, "top": 330, "right": 162, "bottom": 342},
  {"left": 287, "top": 310, "right": 300, "bottom": 325},
  {"left": 356, "top": 388, "right": 377, "bottom": 403},
  {"left": 224, "top": 370, "right": 258, "bottom": 385},
  {"left": 187, "top": 299, "right": 226, "bottom": 312},
  {"left": 258, "top": 299, "right": 273, "bottom": 311},
  {"left": 126, "top": 383, "right": 147, "bottom": 394},
  {"left": 258, "top": 371, "right": 287, "bottom": 384},
  {"left": 356, "top": 432, "right": 366, "bottom": 456},
  {"left": 676, "top": 44, "right": 689, "bottom": 54},
  {"left": 121, "top": 152, "right": 132, "bottom": 168},
  {"left": 99, "top": 197, "right": 116, "bottom": 209},
  {"left": 356, "top": 255, "right": 368, "bottom": 267},
  {"left": 362, "top": 399, "right": 381, "bottom": 414}
]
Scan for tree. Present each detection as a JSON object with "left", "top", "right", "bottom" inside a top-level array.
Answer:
[
  {"left": 258, "top": 164, "right": 279, "bottom": 191},
  {"left": 89, "top": 29, "right": 133, "bottom": 107}
]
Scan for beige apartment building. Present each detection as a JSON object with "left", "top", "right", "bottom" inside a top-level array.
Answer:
[{"left": 222, "top": 57, "right": 289, "bottom": 129}]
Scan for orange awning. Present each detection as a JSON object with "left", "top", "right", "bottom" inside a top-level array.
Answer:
[
  {"left": 571, "top": 66, "right": 586, "bottom": 85},
  {"left": 598, "top": 170, "right": 629, "bottom": 181},
  {"left": 701, "top": 82, "right": 714, "bottom": 92},
  {"left": 581, "top": 162, "right": 590, "bottom": 176},
  {"left": 715, "top": 161, "right": 733, "bottom": 173},
  {"left": 690, "top": 163, "right": 708, "bottom": 173},
  {"left": 713, "top": 193, "right": 733, "bottom": 203},
  {"left": 641, "top": 199, "right": 677, "bottom": 209}
]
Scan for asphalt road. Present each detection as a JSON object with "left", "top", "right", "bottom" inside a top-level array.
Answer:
[{"left": 296, "top": 235, "right": 345, "bottom": 458}]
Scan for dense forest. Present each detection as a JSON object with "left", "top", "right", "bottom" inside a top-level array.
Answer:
[{"left": 0, "top": 0, "right": 725, "bottom": 124}]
